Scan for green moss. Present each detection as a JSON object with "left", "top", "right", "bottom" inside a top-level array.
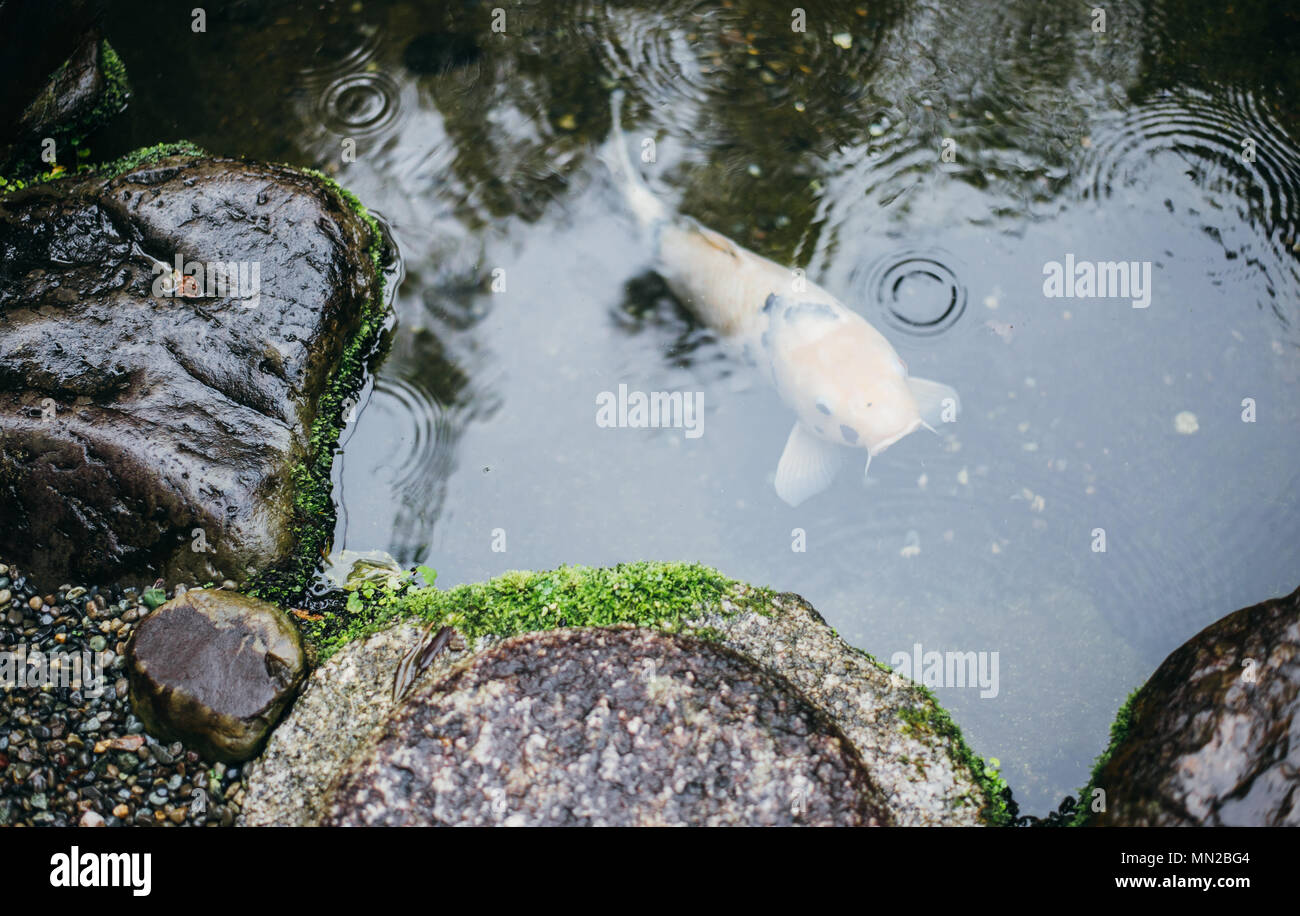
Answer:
[
  {"left": 894, "top": 686, "right": 1016, "bottom": 826},
  {"left": 1068, "top": 688, "right": 1139, "bottom": 826},
  {"left": 0, "top": 140, "right": 207, "bottom": 194},
  {"left": 247, "top": 169, "right": 388, "bottom": 605},
  {"left": 90, "top": 41, "right": 130, "bottom": 128},
  {"left": 302, "top": 561, "right": 764, "bottom": 663}
]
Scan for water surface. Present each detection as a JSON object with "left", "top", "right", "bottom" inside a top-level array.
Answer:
[{"left": 104, "top": 0, "right": 1300, "bottom": 812}]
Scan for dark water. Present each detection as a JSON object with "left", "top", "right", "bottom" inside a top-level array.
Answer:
[{"left": 101, "top": 0, "right": 1300, "bottom": 812}]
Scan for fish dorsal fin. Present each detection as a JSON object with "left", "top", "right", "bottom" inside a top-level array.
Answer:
[
  {"left": 905, "top": 376, "right": 961, "bottom": 427},
  {"left": 690, "top": 222, "right": 744, "bottom": 260},
  {"left": 774, "top": 422, "right": 846, "bottom": 506}
]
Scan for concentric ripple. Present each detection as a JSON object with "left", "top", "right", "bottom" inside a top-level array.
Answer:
[
  {"left": 559, "top": 0, "right": 902, "bottom": 134},
  {"left": 1081, "top": 85, "right": 1300, "bottom": 241},
  {"left": 317, "top": 71, "right": 402, "bottom": 137},
  {"left": 363, "top": 375, "right": 453, "bottom": 492},
  {"left": 854, "top": 250, "right": 967, "bottom": 337},
  {"left": 296, "top": 21, "right": 384, "bottom": 87}
]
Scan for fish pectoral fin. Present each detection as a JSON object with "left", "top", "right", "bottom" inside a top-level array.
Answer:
[
  {"left": 906, "top": 376, "right": 961, "bottom": 427},
  {"left": 774, "top": 422, "right": 846, "bottom": 507}
]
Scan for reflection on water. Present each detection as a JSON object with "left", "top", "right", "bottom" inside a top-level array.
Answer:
[{"left": 102, "top": 0, "right": 1300, "bottom": 812}]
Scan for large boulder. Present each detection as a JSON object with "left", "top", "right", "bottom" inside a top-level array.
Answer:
[
  {"left": 0, "top": 149, "right": 381, "bottom": 589},
  {"left": 126, "top": 588, "right": 306, "bottom": 762},
  {"left": 320, "top": 627, "right": 886, "bottom": 827},
  {"left": 243, "top": 573, "right": 1000, "bottom": 826},
  {"left": 1088, "top": 586, "right": 1300, "bottom": 826}
]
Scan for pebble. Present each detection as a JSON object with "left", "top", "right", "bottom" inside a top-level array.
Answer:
[{"left": 0, "top": 559, "right": 247, "bottom": 828}]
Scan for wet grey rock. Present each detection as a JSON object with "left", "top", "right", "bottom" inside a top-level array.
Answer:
[
  {"left": 0, "top": 151, "right": 378, "bottom": 588},
  {"left": 244, "top": 584, "right": 993, "bottom": 826},
  {"left": 697, "top": 591, "right": 993, "bottom": 825},
  {"left": 321, "top": 627, "right": 886, "bottom": 827},
  {"left": 1090, "top": 586, "right": 1300, "bottom": 826},
  {"left": 126, "top": 588, "right": 305, "bottom": 762}
]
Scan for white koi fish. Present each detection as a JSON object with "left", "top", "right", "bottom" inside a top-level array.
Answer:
[{"left": 605, "top": 91, "right": 961, "bottom": 506}]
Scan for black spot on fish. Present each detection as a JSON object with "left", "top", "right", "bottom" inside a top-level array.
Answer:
[
  {"left": 815, "top": 400, "right": 832, "bottom": 415},
  {"left": 763, "top": 293, "right": 781, "bottom": 313},
  {"left": 840, "top": 424, "right": 859, "bottom": 444},
  {"left": 781, "top": 301, "right": 840, "bottom": 324}
]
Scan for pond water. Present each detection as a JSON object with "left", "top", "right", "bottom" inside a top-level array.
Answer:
[{"left": 101, "top": 0, "right": 1300, "bottom": 813}]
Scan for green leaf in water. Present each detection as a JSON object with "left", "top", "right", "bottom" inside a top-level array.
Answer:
[{"left": 415, "top": 564, "right": 438, "bottom": 587}]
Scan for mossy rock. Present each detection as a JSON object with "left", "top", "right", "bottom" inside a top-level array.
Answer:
[
  {"left": 0, "top": 36, "right": 129, "bottom": 179},
  {"left": 244, "top": 562, "right": 1010, "bottom": 826},
  {"left": 0, "top": 145, "right": 387, "bottom": 594}
]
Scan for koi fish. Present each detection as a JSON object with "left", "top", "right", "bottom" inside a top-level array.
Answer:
[{"left": 604, "top": 91, "right": 961, "bottom": 506}]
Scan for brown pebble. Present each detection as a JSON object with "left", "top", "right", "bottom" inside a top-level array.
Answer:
[
  {"left": 167, "top": 806, "right": 186, "bottom": 825},
  {"left": 108, "top": 735, "right": 145, "bottom": 752},
  {"left": 43, "top": 594, "right": 56, "bottom": 606},
  {"left": 112, "top": 804, "right": 129, "bottom": 818},
  {"left": 28, "top": 596, "right": 43, "bottom": 611}
]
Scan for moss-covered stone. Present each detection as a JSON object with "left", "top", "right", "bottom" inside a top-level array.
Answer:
[
  {"left": 0, "top": 38, "right": 130, "bottom": 180},
  {"left": 0, "top": 145, "right": 386, "bottom": 593},
  {"left": 249, "top": 561, "right": 1007, "bottom": 826}
]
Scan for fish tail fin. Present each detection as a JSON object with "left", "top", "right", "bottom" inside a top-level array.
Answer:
[{"left": 605, "top": 90, "right": 667, "bottom": 232}]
